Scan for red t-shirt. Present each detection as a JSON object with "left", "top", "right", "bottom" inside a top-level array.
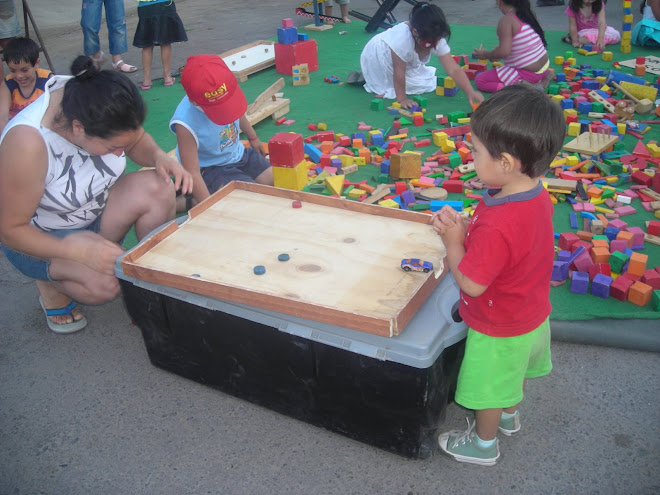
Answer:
[{"left": 458, "top": 182, "right": 555, "bottom": 337}]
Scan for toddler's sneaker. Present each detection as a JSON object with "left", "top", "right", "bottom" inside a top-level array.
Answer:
[
  {"left": 498, "top": 410, "right": 521, "bottom": 436},
  {"left": 438, "top": 419, "right": 500, "bottom": 466}
]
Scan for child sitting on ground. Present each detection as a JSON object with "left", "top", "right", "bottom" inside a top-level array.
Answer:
[
  {"left": 472, "top": 0, "right": 554, "bottom": 93},
  {"left": 562, "top": 0, "right": 620, "bottom": 50},
  {"left": 632, "top": 0, "right": 660, "bottom": 46},
  {"left": 359, "top": 2, "right": 483, "bottom": 109},
  {"left": 170, "top": 54, "right": 272, "bottom": 212},
  {"left": 0, "top": 37, "right": 53, "bottom": 135},
  {"left": 432, "top": 84, "right": 565, "bottom": 466}
]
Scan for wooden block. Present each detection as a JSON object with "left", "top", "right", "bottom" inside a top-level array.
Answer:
[
  {"left": 563, "top": 132, "right": 619, "bottom": 155},
  {"left": 389, "top": 153, "right": 422, "bottom": 179},
  {"left": 220, "top": 41, "right": 276, "bottom": 82},
  {"left": 272, "top": 161, "right": 309, "bottom": 190},
  {"left": 292, "top": 63, "right": 309, "bottom": 86},
  {"left": 628, "top": 281, "right": 653, "bottom": 306},
  {"left": 324, "top": 175, "right": 345, "bottom": 196}
]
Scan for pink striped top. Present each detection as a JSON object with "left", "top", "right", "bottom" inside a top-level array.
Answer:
[{"left": 502, "top": 15, "right": 546, "bottom": 69}]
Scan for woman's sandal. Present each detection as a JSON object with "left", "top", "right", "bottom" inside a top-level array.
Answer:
[
  {"left": 112, "top": 59, "right": 138, "bottom": 73},
  {"left": 91, "top": 51, "right": 108, "bottom": 67},
  {"left": 163, "top": 77, "right": 176, "bottom": 87},
  {"left": 39, "top": 297, "right": 87, "bottom": 334},
  {"left": 140, "top": 81, "right": 152, "bottom": 91}
]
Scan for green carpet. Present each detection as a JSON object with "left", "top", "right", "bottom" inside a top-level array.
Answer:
[{"left": 128, "top": 20, "right": 660, "bottom": 321}]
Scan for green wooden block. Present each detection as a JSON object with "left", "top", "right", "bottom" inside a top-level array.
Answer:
[
  {"left": 371, "top": 98, "right": 384, "bottom": 111},
  {"left": 343, "top": 185, "right": 354, "bottom": 196},
  {"left": 601, "top": 188, "right": 615, "bottom": 199},
  {"left": 592, "top": 235, "right": 609, "bottom": 241},
  {"left": 412, "top": 96, "right": 428, "bottom": 108},
  {"left": 459, "top": 171, "right": 477, "bottom": 181},
  {"left": 557, "top": 194, "right": 566, "bottom": 202},
  {"left": 377, "top": 173, "right": 390, "bottom": 183},
  {"left": 609, "top": 251, "right": 629, "bottom": 273},
  {"left": 547, "top": 84, "right": 559, "bottom": 95},
  {"left": 427, "top": 172, "right": 445, "bottom": 178},
  {"left": 448, "top": 111, "right": 466, "bottom": 123},
  {"left": 448, "top": 153, "right": 463, "bottom": 168},
  {"left": 591, "top": 102, "right": 604, "bottom": 112},
  {"left": 399, "top": 117, "right": 412, "bottom": 125},
  {"left": 411, "top": 202, "right": 430, "bottom": 211},
  {"left": 613, "top": 142, "right": 626, "bottom": 151},
  {"left": 652, "top": 290, "right": 660, "bottom": 311}
]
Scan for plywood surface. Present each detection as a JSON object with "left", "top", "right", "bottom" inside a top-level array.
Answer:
[
  {"left": 220, "top": 41, "right": 275, "bottom": 81},
  {"left": 122, "top": 183, "right": 447, "bottom": 336}
]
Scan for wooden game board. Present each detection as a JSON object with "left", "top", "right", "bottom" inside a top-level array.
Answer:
[
  {"left": 219, "top": 41, "right": 276, "bottom": 82},
  {"left": 122, "top": 182, "right": 447, "bottom": 337},
  {"left": 619, "top": 55, "right": 660, "bottom": 76},
  {"left": 563, "top": 132, "right": 619, "bottom": 155}
]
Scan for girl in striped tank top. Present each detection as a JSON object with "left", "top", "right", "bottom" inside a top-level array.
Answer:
[{"left": 472, "top": 0, "right": 553, "bottom": 93}]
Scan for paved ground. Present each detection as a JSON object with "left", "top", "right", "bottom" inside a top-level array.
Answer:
[{"left": 2, "top": 1, "right": 659, "bottom": 494}]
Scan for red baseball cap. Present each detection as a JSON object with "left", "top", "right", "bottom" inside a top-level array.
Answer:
[{"left": 180, "top": 54, "right": 247, "bottom": 125}]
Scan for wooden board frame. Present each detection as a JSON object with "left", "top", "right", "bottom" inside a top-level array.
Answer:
[
  {"left": 219, "top": 41, "right": 275, "bottom": 82},
  {"left": 619, "top": 55, "right": 660, "bottom": 76},
  {"left": 563, "top": 132, "right": 619, "bottom": 156},
  {"left": 122, "top": 182, "right": 447, "bottom": 337}
]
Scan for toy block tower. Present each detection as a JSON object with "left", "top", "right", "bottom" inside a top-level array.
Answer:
[
  {"left": 620, "top": 1, "right": 632, "bottom": 53},
  {"left": 292, "top": 63, "right": 310, "bottom": 86},
  {"left": 275, "top": 39, "right": 318, "bottom": 75},
  {"left": 277, "top": 18, "right": 299, "bottom": 45},
  {"left": 268, "top": 132, "right": 309, "bottom": 190}
]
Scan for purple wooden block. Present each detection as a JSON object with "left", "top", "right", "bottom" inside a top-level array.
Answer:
[
  {"left": 570, "top": 271, "right": 590, "bottom": 294},
  {"left": 401, "top": 190, "right": 416, "bottom": 205},
  {"left": 557, "top": 250, "right": 571, "bottom": 262},
  {"left": 552, "top": 261, "right": 569, "bottom": 281},
  {"left": 610, "top": 239, "right": 628, "bottom": 253},
  {"left": 330, "top": 158, "right": 342, "bottom": 167},
  {"left": 591, "top": 273, "right": 613, "bottom": 298}
]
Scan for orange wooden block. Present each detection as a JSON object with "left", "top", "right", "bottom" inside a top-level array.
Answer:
[
  {"left": 320, "top": 141, "right": 334, "bottom": 154},
  {"left": 358, "top": 148, "right": 371, "bottom": 163},
  {"left": 628, "top": 281, "right": 653, "bottom": 306},
  {"left": 352, "top": 138, "right": 363, "bottom": 148},
  {"left": 590, "top": 246, "right": 610, "bottom": 263},
  {"left": 616, "top": 230, "right": 634, "bottom": 248},
  {"left": 577, "top": 230, "right": 594, "bottom": 242},
  {"left": 373, "top": 155, "right": 383, "bottom": 163},
  {"left": 592, "top": 239, "right": 609, "bottom": 249},
  {"left": 627, "top": 252, "right": 648, "bottom": 277},
  {"left": 587, "top": 186, "right": 603, "bottom": 198},
  {"left": 360, "top": 183, "right": 376, "bottom": 194},
  {"left": 457, "top": 147, "right": 471, "bottom": 162},
  {"left": 596, "top": 214, "right": 609, "bottom": 228}
]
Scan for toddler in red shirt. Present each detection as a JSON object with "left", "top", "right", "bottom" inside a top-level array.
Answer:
[{"left": 431, "top": 84, "right": 565, "bottom": 466}]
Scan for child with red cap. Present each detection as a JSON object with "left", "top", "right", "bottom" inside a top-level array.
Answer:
[{"left": 170, "top": 54, "right": 272, "bottom": 211}]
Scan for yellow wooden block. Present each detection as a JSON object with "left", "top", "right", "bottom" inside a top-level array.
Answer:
[
  {"left": 622, "top": 31, "right": 632, "bottom": 41},
  {"left": 617, "top": 123, "right": 627, "bottom": 134},
  {"left": 564, "top": 108, "right": 578, "bottom": 118},
  {"left": 378, "top": 199, "right": 400, "bottom": 208},
  {"left": 578, "top": 48, "right": 588, "bottom": 56},
  {"left": 551, "top": 94, "right": 565, "bottom": 103},
  {"left": 435, "top": 86, "right": 445, "bottom": 96},
  {"left": 554, "top": 56, "right": 564, "bottom": 65},
  {"left": 647, "top": 144, "right": 660, "bottom": 157},
  {"left": 594, "top": 206, "right": 614, "bottom": 214},
  {"left": 317, "top": 122, "right": 327, "bottom": 130},
  {"left": 623, "top": 14, "right": 633, "bottom": 23},
  {"left": 596, "top": 76, "right": 607, "bottom": 84},
  {"left": 567, "top": 57, "right": 576, "bottom": 65},
  {"left": 549, "top": 194, "right": 558, "bottom": 205},
  {"left": 457, "top": 117, "right": 471, "bottom": 124},
  {"left": 388, "top": 134, "right": 407, "bottom": 140},
  {"left": 324, "top": 175, "right": 345, "bottom": 196},
  {"left": 492, "top": 61, "right": 503, "bottom": 67},
  {"left": 441, "top": 139, "right": 456, "bottom": 153},
  {"left": 354, "top": 157, "right": 366, "bottom": 165},
  {"left": 565, "top": 155, "right": 579, "bottom": 166},
  {"left": 338, "top": 155, "right": 353, "bottom": 166},
  {"left": 620, "top": 81, "right": 657, "bottom": 101},
  {"left": 392, "top": 101, "right": 401, "bottom": 108},
  {"left": 567, "top": 122, "right": 581, "bottom": 137},
  {"left": 432, "top": 131, "right": 448, "bottom": 147},
  {"left": 348, "top": 188, "right": 366, "bottom": 199},
  {"left": 272, "top": 161, "right": 309, "bottom": 191},
  {"left": 620, "top": 43, "right": 631, "bottom": 54},
  {"left": 444, "top": 76, "right": 456, "bottom": 89}
]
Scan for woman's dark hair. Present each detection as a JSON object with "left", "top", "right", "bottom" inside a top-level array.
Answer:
[
  {"left": 569, "top": 0, "right": 604, "bottom": 15},
  {"left": 471, "top": 85, "right": 565, "bottom": 179},
  {"left": 506, "top": 0, "right": 548, "bottom": 47},
  {"left": 409, "top": 2, "right": 451, "bottom": 43},
  {"left": 641, "top": 0, "right": 646, "bottom": 14},
  {"left": 57, "top": 55, "right": 146, "bottom": 139},
  {"left": 2, "top": 37, "right": 40, "bottom": 65}
]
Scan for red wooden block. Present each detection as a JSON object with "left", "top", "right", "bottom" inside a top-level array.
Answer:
[
  {"left": 413, "top": 115, "right": 424, "bottom": 126},
  {"left": 268, "top": 132, "right": 304, "bottom": 167},
  {"left": 275, "top": 39, "right": 318, "bottom": 75},
  {"left": 468, "top": 62, "right": 487, "bottom": 72},
  {"left": 414, "top": 139, "right": 431, "bottom": 148},
  {"left": 641, "top": 269, "right": 660, "bottom": 290},
  {"left": 631, "top": 170, "right": 652, "bottom": 187},
  {"left": 464, "top": 69, "right": 478, "bottom": 80},
  {"left": 558, "top": 232, "right": 580, "bottom": 250},
  {"left": 588, "top": 263, "right": 611, "bottom": 280},
  {"left": 653, "top": 170, "right": 660, "bottom": 193},
  {"left": 648, "top": 220, "right": 660, "bottom": 236},
  {"left": 442, "top": 179, "right": 464, "bottom": 193},
  {"left": 610, "top": 276, "right": 634, "bottom": 301},
  {"left": 316, "top": 131, "right": 335, "bottom": 142}
]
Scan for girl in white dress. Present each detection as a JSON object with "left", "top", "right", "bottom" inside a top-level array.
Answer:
[{"left": 360, "top": 2, "right": 483, "bottom": 109}]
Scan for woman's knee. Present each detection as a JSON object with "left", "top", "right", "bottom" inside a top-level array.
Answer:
[{"left": 83, "top": 275, "right": 121, "bottom": 304}]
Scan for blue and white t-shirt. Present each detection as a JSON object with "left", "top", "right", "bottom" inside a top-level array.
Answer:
[{"left": 169, "top": 96, "right": 244, "bottom": 168}]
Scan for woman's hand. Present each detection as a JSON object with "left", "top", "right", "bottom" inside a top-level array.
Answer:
[{"left": 64, "top": 232, "right": 124, "bottom": 276}]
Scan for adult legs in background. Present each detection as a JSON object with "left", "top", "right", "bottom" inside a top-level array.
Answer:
[
  {"left": 103, "top": 0, "right": 135, "bottom": 71},
  {"left": 141, "top": 45, "right": 154, "bottom": 89},
  {"left": 81, "top": 0, "right": 104, "bottom": 59},
  {"left": 161, "top": 44, "right": 174, "bottom": 85},
  {"left": 0, "top": 0, "right": 21, "bottom": 77}
]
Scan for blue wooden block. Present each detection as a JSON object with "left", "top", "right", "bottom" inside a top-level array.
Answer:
[
  {"left": 552, "top": 261, "right": 569, "bottom": 281},
  {"left": 569, "top": 211, "right": 578, "bottom": 229},
  {"left": 371, "top": 133, "right": 384, "bottom": 146},
  {"left": 277, "top": 26, "right": 298, "bottom": 44},
  {"left": 304, "top": 142, "right": 323, "bottom": 163},
  {"left": 604, "top": 226, "right": 620, "bottom": 241},
  {"left": 401, "top": 190, "right": 416, "bottom": 205},
  {"left": 570, "top": 271, "right": 590, "bottom": 294},
  {"left": 297, "top": 33, "right": 309, "bottom": 41},
  {"left": 556, "top": 73, "right": 566, "bottom": 82},
  {"left": 582, "top": 80, "right": 600, "bottom": 90},
  {"left": 593, "top": 69, "right": 605, "bottom": 77},
  {"left": 591, "top": 273, "right": 612, "bottom": 298},
  {"left": 380, "top": 160, "right": 390, "bottom": 175},
  {"left": 429, "top": 200, "right": 463, "bottom": 212},
  {"left": 560, "top": 99, "right": 573, "bottom": 109},
  {"left": 557, "top": 250, "right": 571, "bottom": 262},
  {"left": 351, "top": 132, "right": 365, "bottom": 141}
]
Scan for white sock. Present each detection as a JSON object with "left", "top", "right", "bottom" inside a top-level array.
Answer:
[
  {"left": 475, "top": 433, "right": 496, "bottom": 448},
  {"left": 501, "top": 411, "right": 517, "bottom": 419}
]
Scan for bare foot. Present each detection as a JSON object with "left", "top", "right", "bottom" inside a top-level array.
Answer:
[
  {"left": 343, "top": 16, "right": 351, "bottom": 23},
  {"left": 36, "top": 280, "right": 85, "bottom": 326}
]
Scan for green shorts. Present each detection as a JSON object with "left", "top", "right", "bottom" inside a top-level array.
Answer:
[{"left": 454, "top": 317, "right": 552, "bottom": 410}]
